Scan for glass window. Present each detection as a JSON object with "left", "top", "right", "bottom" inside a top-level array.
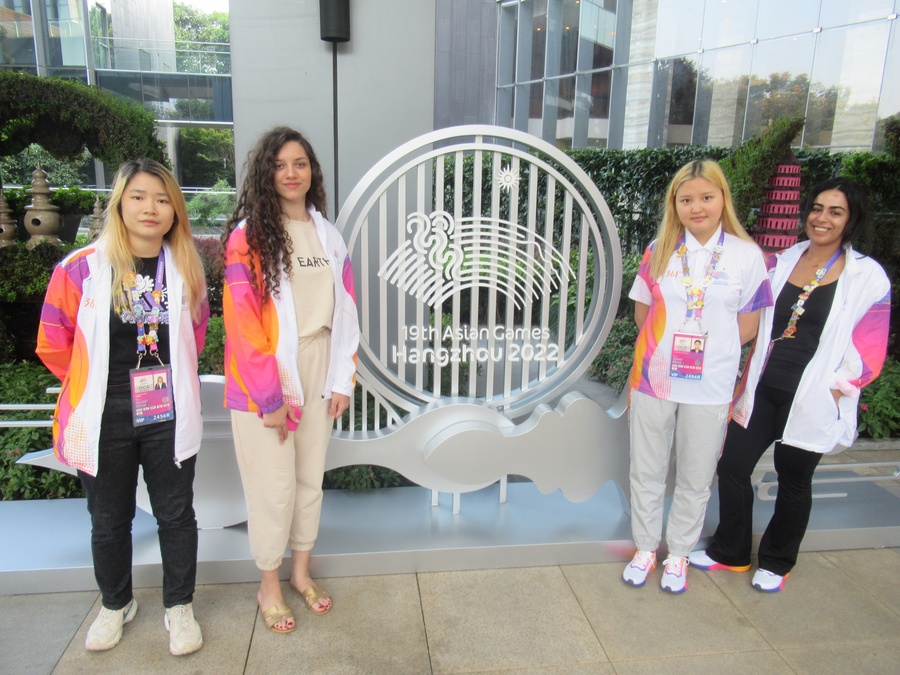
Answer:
[
  {"left": 806, "top": 22, "right": 890, "bottom": 150},
  {"left": 546, "top": 75, "right": 576, "bottom": 148},
  {"left": 44, "top": 0, "right": 87, "bottom": 68},
  {"left": 498, "top": 3, "right": 518, "bottom": 87},
  {"left": 654, "top": 0, "right": 703, "bottom": 58},
  {"left": 755, "top": 0, "right": 819, "bottom": 40},
  {"left": 531, "top": 0, "right": 548, "bottom": 80},
  {"left": 875, "top": 18, "right": 900, "bottom": 151},
  {"left": 578, "top": 0, "right": 615, "bottom": 69},
  {"left": 701, "top": 0, "right": 758, "bottom": 50},
  {"left": 693, "top": 45, "right": 752, "bottom": 147},
  {"left": 819, "top": 0, "right": 895, "bottom": 29},
  {"left": 587, "top": 69, "right": 611, "bottom": 147},
  {"left": 1, "top": 0, "right": 36, "bottom": 67},
  {"left": 744, "top": 33, "right": 815, "bottom": 139},
  {"left": 546, "top": 0, "right": 580, "bottom": 76}
]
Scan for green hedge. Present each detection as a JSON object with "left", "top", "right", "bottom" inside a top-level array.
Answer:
[{"left": 0, "top": 71, "right": 167, "bottom": 165}]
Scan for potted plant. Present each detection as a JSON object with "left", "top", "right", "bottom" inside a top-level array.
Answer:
[{"left": 50, "top": 186, "right": 101, "bottom": 243}]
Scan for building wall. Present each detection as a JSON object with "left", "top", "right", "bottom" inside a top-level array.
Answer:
[
  {"left": 110, "top": 0, "right": 174, "bottom": 41},
  {"left": 230, "top": 0, "right": 436, "bottom": 216},
  {"left": 434, "top": 0, "right": 497, "bottom": 128}
]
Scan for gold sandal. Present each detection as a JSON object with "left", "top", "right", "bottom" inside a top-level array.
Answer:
[
  {"left": 297, "top": 582, "right": 332, "bottom": 616},
  {"left": 261, "top": 602, "right": 295, "bottom": 633}
]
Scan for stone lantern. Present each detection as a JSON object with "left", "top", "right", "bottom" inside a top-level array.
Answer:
[
  {"left": 88, "top": 196, "right": 105, "bottom": 241},
  {"left": 24, "top": 163, "right": 62, "bottom": 249},
  {"left": 0, "top": 188, "right": 17, "bottom": 247}
]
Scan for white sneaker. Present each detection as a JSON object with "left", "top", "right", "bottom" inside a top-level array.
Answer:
[
  {"left": 660, "top": 556, "right": 689, "bottom": 593},
  {"left": 752, "top": 568, "right": 788, "bottom": 593},
  {"left": 622, "top": 550, "right": 657, "bottom": 587},
  {"left": 688, "top": 550, "right": 751, "bottom": 572},
  {"left": 85, "top": 598, "right": 138, "bottom": 651},
  {"left": 164, "top": 603, "right": 203, "bottom": 656}
]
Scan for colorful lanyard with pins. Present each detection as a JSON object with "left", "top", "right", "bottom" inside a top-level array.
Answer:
[
  {"left": 774, "top": 246, "right": 843, "bottom": 341},
  {"left": 677, "top": 229, "right": 725, "bottom": 332},
  {"left": 127, "top": 251, "right": 165, "bottom": 366}
]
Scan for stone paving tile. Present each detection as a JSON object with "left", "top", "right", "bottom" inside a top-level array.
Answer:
[
  {"left": 0, "top": 590, "right": 97, "bottom": 675},
  {"left": 612, "top": 651, "right": 794, "bottom": 675},
  {"left": 778, "top": 640, "right": 900, "bottom": 674},
  {"left": 418, "top": 566, "right": 607, "bottom": 674},
  {"left": 53, "top": 582, "right": 256, "bottom": 675},
  {"left": 244, "top": 574, "right": 430, "bottom": 674},
  {"left": 821, "top": 548, "right": 900, "bottom": 614},
  {"left": 704, "top": 552, "right": 900, "bottom": 650},
  {"left": 561, "top": 561, "right": 771, "bottom": 662}
]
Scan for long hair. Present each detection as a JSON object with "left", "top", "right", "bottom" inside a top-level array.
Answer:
[
  {"left": 800, "top": 177, "right": 869, "bottom": 245},
  {"left": 648, "top": 159, "right": 752, "bottom": 279},
  {"left": 100, "top": 159, "right": 206, "bottom": 319},
  {"left": 223, "top": 126, "right": 327, "bottom": 299}
]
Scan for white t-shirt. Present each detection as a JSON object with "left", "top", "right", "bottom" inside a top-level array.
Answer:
[{"left": 628, "top": 226, "right": 772, "bottom": 405}]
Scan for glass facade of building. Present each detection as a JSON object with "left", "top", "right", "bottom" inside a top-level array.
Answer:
[{"left": 496, "top": 0, "right": 900, "bottom": 152}]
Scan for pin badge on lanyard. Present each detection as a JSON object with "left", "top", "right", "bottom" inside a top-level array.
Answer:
[
  {"left": 128, "top": 251, "right": 174, "bottom": 427},
  {"left": 761, "top": 246, "right": 843, "bottom": 367},
  {"left": 670, "top": 230, "right": 724, "bottom": 380}
]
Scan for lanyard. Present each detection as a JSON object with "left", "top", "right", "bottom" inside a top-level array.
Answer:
[
  {"left": 774, "top": 246, "right": 843, "bottom": 341},
  {"left": 677, "top": 229, "right": 724, "bottom": 332},
  {"left": 126, "top": 251, "right": 165, "bottom": 366}
]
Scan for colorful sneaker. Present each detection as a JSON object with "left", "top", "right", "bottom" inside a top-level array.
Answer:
[
  {"left": 622, "top": 550, "right": 657, "bottom": 587},
  {"left": 660, "top": 556, "right": 689, "bottom": 593},
  {"left": 688, "top": 549, "right": 751, "bottom": 572},
  {"left": 85, "top": 598, "right": 138, "bottom": 651},
  {"left": 164, "top": 603, "right": 203, "bottom": 656},
  {"left": 752, "top": 569, "right": 788, "bottom": 593}
]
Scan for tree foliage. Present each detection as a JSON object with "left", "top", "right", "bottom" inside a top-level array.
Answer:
[
  {"left": 719, "top": 115, "right": 806, "bottom": 227},
  {"left": 173, "top": 2, "right": 230, "bottom": 74},
  {"left": 179, "top": 128, "right": 235, "bottom": 187},
  {"left": 0, "top": 71, "right": 166, "bottom": 166}
]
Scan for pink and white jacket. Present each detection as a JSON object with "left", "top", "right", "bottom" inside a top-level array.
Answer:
[
  {"left": 36, "top": 241, "right": 209, "bottom": 476},
  {"left": 732, "top": 242, "right": 891, "bottom": 453},
  {"left": 222, "top": 206, "right": 359, "bottom": 415}
]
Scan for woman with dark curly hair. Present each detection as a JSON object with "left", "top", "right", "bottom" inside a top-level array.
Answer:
[
  {"left": 690, "top": 177, "right": 891, "bottom": 592},
  {"left": 222, "top": 127, "right": 359, "bottom": 633}
]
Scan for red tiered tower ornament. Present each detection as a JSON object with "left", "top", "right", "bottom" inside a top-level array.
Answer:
[{"left": 753, "top": 151, "right": 801, "bottom": 253}]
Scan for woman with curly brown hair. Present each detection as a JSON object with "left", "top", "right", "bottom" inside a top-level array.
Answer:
[{"left": 222, "top": 127, "right": 359, "bottom": 633}]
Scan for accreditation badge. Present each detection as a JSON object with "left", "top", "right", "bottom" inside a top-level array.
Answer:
[
  {"left": 670, "top": 332, "right": 706, "bottom": 380},
  {"left": 129, "top": 364, "right": 174, "bottom": 426}
]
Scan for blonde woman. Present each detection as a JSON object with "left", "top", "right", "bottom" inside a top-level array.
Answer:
[
  {"left": 37, "top": 159, "right": 209, "bottom": 654},
  {"left": 623, "top": 159, "right": 772, "bottom": 593}
]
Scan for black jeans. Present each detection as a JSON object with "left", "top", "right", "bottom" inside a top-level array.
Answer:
[
  {"left": 78, "top": 387, "right": 198, "bottom": 609},
  {"left": 706, "top": 383, "right": 823, "bottom": 576}
]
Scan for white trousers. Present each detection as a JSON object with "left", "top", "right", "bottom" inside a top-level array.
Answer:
[
  {"left": 232, "top": 330, "right": 334, "bottom": 570},
  {"left": 628, "top": 389, "right": 729, "bottom": 558}
]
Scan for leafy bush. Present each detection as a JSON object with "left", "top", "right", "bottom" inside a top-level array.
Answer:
[
  {"left": 193, "top": 234, "right": 224, "bottom": 314},
  {"left": 198, "top": 315, "right": 224, "bottom": 375},
  {"left": 0, "top": 361, "right": 83, "bottom": 500},
  {"left": 0, "top": 241, "right": 75, "bottom": 302},
  {"left": 0, "top": 71, "right": 166, "bottom": 165},
  {"left": 857, "top": 357, "right": 900, "bottom": 439},
  {"left": 587, "top": 317, "right": 638, "bottom": 394},
  {"left": 186, "top": 180, "right": 235, "bottom": 232},
  {"left": 50, "top": 186, "right": 104, "bottom": 214},
  {"left": 323, "top": 465, "right": 405, "bottom": 490},
  {"left": 720, "top": 115, "right": 806, "bottom": 227}
]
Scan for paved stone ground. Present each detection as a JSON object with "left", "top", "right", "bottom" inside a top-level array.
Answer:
[{"left": 2, "top": 547, "right": 899, "bottom": 674}]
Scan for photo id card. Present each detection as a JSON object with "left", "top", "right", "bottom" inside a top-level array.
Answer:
[
  {"left": 670, "top": 332, "right": 706, "bottom": 380},
  {"left": 130, "top": 364, "right": 174, "bottom": 427}
]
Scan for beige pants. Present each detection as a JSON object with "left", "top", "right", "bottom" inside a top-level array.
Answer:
[
  {"left": 629, "top": 389, "right": 729, "bottom": 558},
  {"left": 232, "top": 330, "right": 333, "bottom": 570}
]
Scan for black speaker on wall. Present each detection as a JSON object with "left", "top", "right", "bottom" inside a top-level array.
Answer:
[{"left": 320, "top": 0, "right": 350, "bottom": 43}]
